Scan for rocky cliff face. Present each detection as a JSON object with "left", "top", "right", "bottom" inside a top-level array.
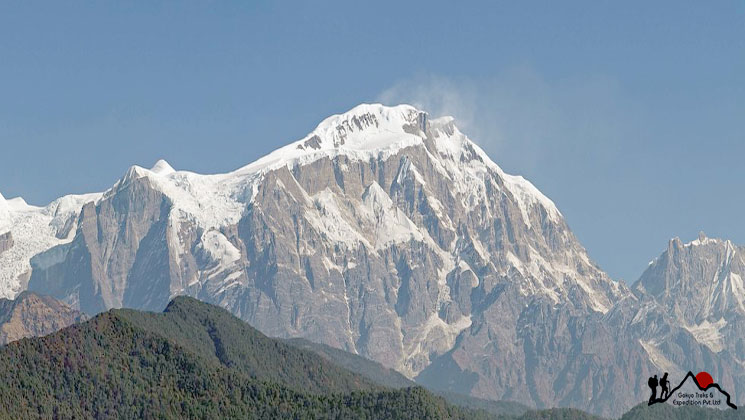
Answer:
[
  {"left": 0, "top": 232, "right": 13, "bottom": 256},
  {"left": 636, "top": 233, "right": 745, "bottom": 336},
  {"left": 3, "top": 104, "right": 742, "bottom": 417},
  {"left": 28, "top": 174, "right": 172, "bottom": 313},
  {"left": 0, "top": 291, "right": 87, "bottom": 345},
  {"left": 629, "top": 233, "right": 745, "bottom": 404}
]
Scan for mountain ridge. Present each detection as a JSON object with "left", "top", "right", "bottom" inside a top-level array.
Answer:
[
  {"left": 0, "top": 295, "right": 494, "bottom": 419},
  {"left": 0, "top": 104, "right": 741, "bottom": 416}
]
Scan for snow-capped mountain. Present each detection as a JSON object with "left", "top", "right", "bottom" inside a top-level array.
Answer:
[
  {"left": 2, "top": 104, "right": 743, "bottom": 416},
  {"left": 633, "top": 233, "right": 745, "bottom": 374},
  {"left": 636, "top": 233, "right": 745, "bottom": 329}
]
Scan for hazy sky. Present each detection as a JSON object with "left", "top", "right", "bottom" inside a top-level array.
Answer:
[{"left": 1, "top": 1, "right": 744, "bottom": 283}]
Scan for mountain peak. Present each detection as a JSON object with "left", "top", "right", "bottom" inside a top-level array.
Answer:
[
  {"left": 150, "top": 159, "right": 175, "bottom": 175},
  {"left": 686, "top": 233, "right": 721, "bottom": 247},
  {"left": 121, "top": 159, "right": 175, "bottom": 182},
  {"left": 231, "top": 103, "right": 560, "bottom": 223},
  {"left": 311, "top": 103, "right": 423, "bottom": 136},
  {"left": 234, "top": 104, "right": 428, "bottom": 176},
  {"left": 637, "top": 234, "right": 745, "bottom": 343}
]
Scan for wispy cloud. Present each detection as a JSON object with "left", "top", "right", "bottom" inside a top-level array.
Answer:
[
  {"left": 377, "top": 67, "right": 651, "bottom": 282},
  {"left": 376, "top": 67, "right": 632, "bottom": 175},
  {"left": 378, "top": 74, "right": 479, "bottom": 135}
]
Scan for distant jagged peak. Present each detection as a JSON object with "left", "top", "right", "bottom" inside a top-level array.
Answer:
[
  {"left": 666, "top": 233, "right": 733, "bottom": 251},
  {"left": 686, "top": 230, "right": 723, "bottom": 247},
  {"left": 638, "top": 233, "right": 745, "bottom": 331},
  {"left": 655, "top": 234, "right": 742, "bottom": 276}
]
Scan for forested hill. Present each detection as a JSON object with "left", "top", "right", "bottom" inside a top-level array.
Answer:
[
  {"left": 0, "top": 296, "right": 738, "bottom": 419},
  {"left": 286, "top": 337, "right": 532, "bottom": 418},
  {"left": 0, "top": 296, "right": 493, "bottom": 419},
  {"left": 115, "top": 296, "right": 379, "bottom": 394}
]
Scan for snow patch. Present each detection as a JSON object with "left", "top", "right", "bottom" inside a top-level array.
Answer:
[
  {"left": 640, "top": 339, "right": 680, "bottom": 373},
  {"left": 683, "top": 318, "right": 727, "bottom": 353},
  {"left": 198, "top": 230, "right": 241, "bottom": 264},
  {"left": 306, "top": 189, "right": 369, "bottom": 248},
  {"left": 501, "top": 173, "right": 563, "bottom": 229},
  {"left": 400, "top": 312, "right": 472, "bottom": 377},
  {"left": 730, "top": 273, "right": 745, "bottom": 312},
  {"left": 360, "top": 182, "right": 424, "bottom": 249}
]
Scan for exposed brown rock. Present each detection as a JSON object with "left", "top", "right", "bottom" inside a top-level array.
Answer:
[{"left": 0, "top": 291, "right": 87, "bottom": 345}]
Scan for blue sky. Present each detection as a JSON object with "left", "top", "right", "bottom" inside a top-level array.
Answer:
[{"left": 1, "top": 1, "right": 743, "bottom": 282}]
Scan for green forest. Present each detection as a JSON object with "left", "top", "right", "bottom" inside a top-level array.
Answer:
[{"left": 0, "top": 297, "right": 738, "bottom": 419}]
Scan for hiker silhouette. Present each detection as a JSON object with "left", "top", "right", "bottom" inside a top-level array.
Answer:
[
  {"left": 660, "top": 372, "right": 670, "bottom": 399},
  {"left": 648, "top": 374, "right": 658, "bottom": 402}
]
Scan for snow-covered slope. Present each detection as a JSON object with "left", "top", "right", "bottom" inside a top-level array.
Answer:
[
  {"left": 235, "top": 104, "right": 427, "bottom": 175},
  {"left": 0, "top": 192, "right": 100, "bottom": 299}
]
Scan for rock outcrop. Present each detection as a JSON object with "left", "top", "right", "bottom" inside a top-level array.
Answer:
[
  {"left": 0, "top": 232, "right": 13, "bottom": 256},
  {"left": 0, "top": 291, "right": 87, "bottom": 345}
]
